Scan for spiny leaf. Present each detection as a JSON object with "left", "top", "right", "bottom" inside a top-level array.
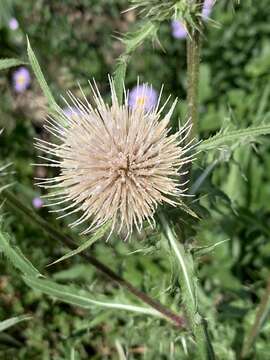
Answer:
[
  {"left": 26, "top": 36, "right": 59, "bottom": 112},
  {"left": 198, "top": 124, "right": 270, "bottom": 152},
  {"left": 47, "top": 221, "right": 111, "bottom": 267},
  {"left": 24, "top": 276, "right": 162, "bottom": 317},
  {"left": 122, "top": 21, "right": 158, "bottom": 54},
  {"left": 0, "top": 231, "right": 41, "bottom": 277},
  {"left": 0, "top": 315, "right": 32, "bottom": 332},
  {"left": 0, "top": 58, "right": 27, "bottom": 71}
]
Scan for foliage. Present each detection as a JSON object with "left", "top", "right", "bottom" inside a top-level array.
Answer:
[{"left": 0, "top": 0, "right": 270, "bottom": 359}]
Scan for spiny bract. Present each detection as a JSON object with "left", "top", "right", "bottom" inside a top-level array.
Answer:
[{"left": 35, "top": 79, "right": 194, "bottom": 238}]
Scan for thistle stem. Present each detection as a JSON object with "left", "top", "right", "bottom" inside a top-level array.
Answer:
[
  {"left": 159, "top": 213, "right": 215, "bottom": 359},
  {"left": 186, "top": 1, "right": 203, "bottom": 139},
  {"left": 1, "top": 189, "right": 185, "bottom": 328},
  {"left": 241, "top": 276, "right": 270, "bottom": 359}
]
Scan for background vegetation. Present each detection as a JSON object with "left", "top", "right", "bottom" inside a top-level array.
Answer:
[{"left": 0, "top": 0, "right": 270, "bottom": 359}]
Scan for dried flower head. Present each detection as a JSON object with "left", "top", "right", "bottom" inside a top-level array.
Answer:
[{"left": 35, "top": 79, "right": 194, "bottom": 238}]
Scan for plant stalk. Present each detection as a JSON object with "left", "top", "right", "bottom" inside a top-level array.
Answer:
[
  {"left": 0, "top": 188, "right": 185, "bottom": 328},
  {"left": 241, "top": 276, "right": 270, "bottom": 359},
  {"left": 186, "top": 1, "right": 203, "bottom": 140},
  {"left": 159, "top": 213, "right": 215, "bottom": 359}
]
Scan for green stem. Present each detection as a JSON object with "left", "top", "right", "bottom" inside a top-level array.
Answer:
[
  {"left": 186, "top": 1, "right": 203, "bottom": 140},
  {"left": 0, "top": 188, "right": 186, "bottom": 328},
  {"left": 241, "top": 276, "right": 270, "bottom": 359},
  {"left": 159, "top": 213, "right": 215, "bottom": 360}
]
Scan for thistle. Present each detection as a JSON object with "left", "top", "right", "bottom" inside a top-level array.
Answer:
[{"left": 35, "top": 79, "right": 194, "bottom": 238}]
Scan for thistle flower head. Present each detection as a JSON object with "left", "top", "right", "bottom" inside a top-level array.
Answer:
[{"left": 35, "top": 79, "right": 194, "bottom": 238}]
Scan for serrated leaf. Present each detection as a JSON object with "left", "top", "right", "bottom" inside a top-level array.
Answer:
[
  {"left": 192, "top": 239, "right": 230, "bottom": 257},
  {"left": 24, "top": 276, "right": 161, "bottom": 317},
  {"left": 26, "top": 36, "right": 59, "bottom": 112},
  {"left": 0, "top": 231, "right": 41, "bottom": 277},
  {"left": 198, "top": 124, "right": 270, "bottom": 152},
  {"left": 0, "top": 315, "right": 32, "bottom": 332},
  {"left": 0, "top": 58, "right": 27, "bottom": 71},
  {"left": 47, "top": 221, "right": 111, "bottom": 267}
]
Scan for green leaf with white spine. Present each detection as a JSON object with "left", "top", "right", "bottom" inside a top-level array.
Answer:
[
  {"left": 0, "top": 58, "right": 27, "bottom": 71},
  {"left": 0, "top": 315, "right": 32, "bottom": 332},
  {"left": 47, "top": 221, "right": 111, "bottom": 267},
  {"left": 0, "top": 228, "right": 161, "bottom": 319},
  {"left": 26, "top": 36, "right": 60, "bottom": 112},
  {"left": 197, "top": 124, "right": 270, "bottom": 152},
  {"left": 24, "top": 276, "right": 162, "bottom": 318},
  {"left": 0, "top": 231, "right": 41, "bottom": 277}
]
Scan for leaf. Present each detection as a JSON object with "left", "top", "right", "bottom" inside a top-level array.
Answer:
[
  {"left": 0, "top": 231, "right": 41, "bottom": 277},
  {"left": 122, "top": 21, "right": 157, "bottom": 54},
  {"left": 0, "top": 58, "right": 27, "bottom": 71},
  {"left": 47, "top": 221, "right": 111, "bottom": 267},
  {"left": 26, "top": 36, "right": 59, "bottom": 112},
  {"left": 24, "top": 276, "right": 162, "bottom": 317},
  {"left": 197, "top": 124, "right": 270, "bottom": 152},
  {"left": 0, "top": 315, "right": 31, "bottom": 332},
  {"left": 192, "top": 239, "right": 230, "bottom": 257}
]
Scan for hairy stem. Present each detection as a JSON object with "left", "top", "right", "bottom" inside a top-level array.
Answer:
[
  {"left": 241, "top": 276, "right": 270, "bottom": 359},
  {"left": 0, "top": 189, "right": 185, "bottom": 328},
  {"left": 159, "top": 213, "right": 215, "bottom": 359},
  {"left": 186, "top": 1, "right": 203, "bottom": 139}
]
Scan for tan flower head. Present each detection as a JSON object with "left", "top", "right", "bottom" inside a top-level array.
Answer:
[{"left": 35, "top": 79, "right": 194, "bottom": 238}]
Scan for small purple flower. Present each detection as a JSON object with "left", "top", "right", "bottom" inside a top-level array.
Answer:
[
  {"left": 32, "top": 197, "right": 44, "bottom": 209},
  {"left": 171, "top": 20, "right": 187, "bottom": 39},
  {"left": 12, "top": 67, "right": 31, "bottom": 93},
  {"left": 202, "top": 0, "right": 214, "bottom": 19},
  {"left": 63, "top": 106, "right": 83, "bottom": 118},
  {"left": 171, "top": 0, "right": 214, "bottom": 39},
  {"left": 128, "top": 84, "right": 158, "bottom": 112},
  {"left": 8, "top": 18, "right": 19, "bottom": 30}
]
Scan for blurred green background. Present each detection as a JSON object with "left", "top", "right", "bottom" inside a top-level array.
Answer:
[{"left": 0, "top": 0, "right": 270, "bottom": 359}]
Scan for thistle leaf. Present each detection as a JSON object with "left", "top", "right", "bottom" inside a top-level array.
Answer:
[
  {"left": 198, "top": 124, "right": 270, "bottom": 152},
  {"left": 0, "top": 58, "right": 27, "bottom": 71},
  {"left": 0, "top": 315, "right": 32, "bottom": 332},
  {"left": 26, "top": 36, "right": 59, "bottom": 112},
  {"left": 0, "top": 231, "right": 41, "bottom": 277},
  {"left": 47, "top": 221, "right": 111, "bottom": 267},
  {"left": 24, "top": 276, "right": 162, "bottom": 317}
]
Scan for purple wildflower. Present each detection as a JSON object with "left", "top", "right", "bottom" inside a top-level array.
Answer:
[
  {"left": 32, "top": 197, "right": 43, "bottom": 209},
  {"left": 171, "top": 20, "right": 187, "bottom": 39},
  {"left": 128, "top": 84, "right": 158, "bottom": 112},
  {"left": 171, "top": 0, "right": 214, "bottom": 39},
  {"left": 12, "top": 67, "right": 31, "bottom": 93},
  {"left": 63, "top": 106, "right": 83, "bottom": 119},
  {"left": 202, "top": 0, "right": 214, "bottom": 19},
  {"left": 8, "top": 18, "right": 19, "bottom": 30}
]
